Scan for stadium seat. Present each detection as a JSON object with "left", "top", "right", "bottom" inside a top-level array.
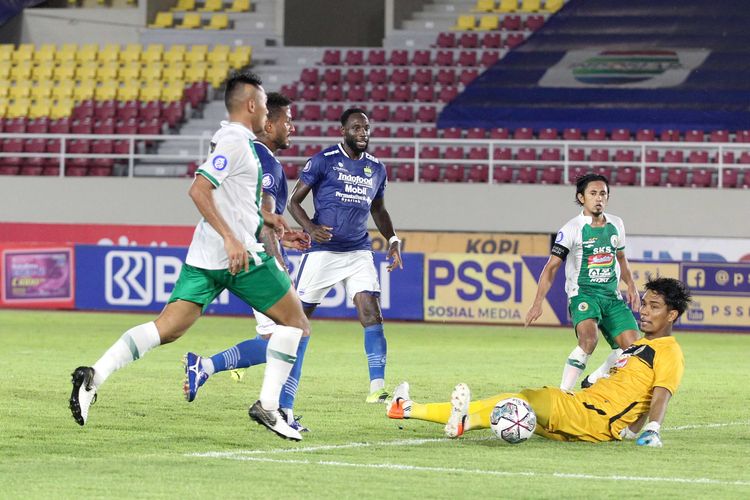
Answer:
[
  {"left": 323, "top": 84, "right": 343, "bottom": 102},
  {"left": 452, "top": 15, "right": 476, "bottom": 31},
  {"left": 418, "top": 126, "right": 438, "bottom": 138},
  {"left": 459, "top": 32, "right": 480, "bottom": 49},
  {"left": 301, "top": 125, "right": 322, "bottom": 137},
  {"left": 497, "top": 0, "right": 517, "bottom": 12},
  {"left": 562, "top": 128, "right": 582, "bottom": 141},
  {"left": 734, "top": 130, "right": 750, "bottom": 143},
  {"left": 502, "top": 15, "right": 521, "bottom": 31},
  {"left": 370, "top": 105, "right": 390, "bottom": 122},
  {"left": 709, "top": 130, "right": 729, "bottom": 142},
  {"left": 516, "top": 166, "right": 538, "bottom": 184},
  {"left": 419, "top": 164, "right": 441, "bottom": 182},
  {"left": 412, "top": 50, "right": 431, "bottom": 66},
  {"left": 438, "top": 86, "right": 458, "bottom": 103},
  {"left": 367, "top": 50, "right": 386, "bottom": 66},
  {"left": 636, "top": 129, "right": 656, "bottom": 142},
  {"left": 721, "top": 168, "right": 739, "bottom": 188},
  {"left": 481, "top": 32, "right": 502, "bottom": 49},
  {"left": 413, "top": 69, "right": 433, "bottom": 85},
  {"left": 322, "top": 49, "right": 340, "bottom": 65},
  {"left": 371, "top": 126, "right": 390, "bottom": 138},
  {"left": 665, "top": 168, "right": 688, "bottom": 187},
  {"left": 300, "top": 68, "right": 319, "bottom": 85},
  {"left": 322, "top": 68, "right": 341, "bottom": 85},
  {"left": 525, "top": 15, "right": 545, "bottom": 31},
  {"left": 368, "top": 68, "right": 387, "bottom": 84},
  {"left": 663, "top": 150, "right": 684, "bottom": 165},
  {"left": 493, "top": 165, "right": 513, "bottom": 183},
  {"left": 372, "top": 146, "right": 393, "bottom": 159},
  {"left": 493, "top": 147, "right": 512, "bottom": 160},
  {"left": 370, "top": 85, "right": 389, "bottom": 102},
  {"left": 614, "top": 166, "right": 638, "bottom": 186},
  {"left": 473, "top": 0, "right": 495, "bottom": 12},
  {"left": 660, "top": 129, "right": 681, "bottom": 142},
  {"left": 419, "top": 146, "right": 440, "bottom": 160},
  {"left": 416, "top": 106, "right": 437, "bottom": 122},
  {"left": 545, "top": 0, "right": 564, "bottom": 12},
  {"left": 26, "top": 117, "right": 49, "bottom": 134},
  {"left": 301, "top": 85, "right": 320, "bottom": 101},
  {"left": 478, "top": 15, "right": 499, "bottom": 31},
  {"left": 490, "top": 127, "right": 510, "bottom": 139},
  {"left": 443, "top": 164, "right": 465, "bottom": 182},
  {"left": 458, "top": 51, "right": 478, "bottom": 67},
  {"left": 444, "top": 146, "right": 464, "bottom": 160},
  {"left": 390, "top": 50, "right": 409, "bottom": 66},
  {"left": 690, "top": 168, "right": 713, "bottom": 187},
  {"left": 396, "top": 163, "right": 415, "bottom": 182},
  {"left": 684, "top": 130, "right": 704, "bottom": 142},
  {"left": 324, "top": 104, "right": 344, "bottom": 122},
  {"left": 391, "top": 85, "right": 412, "bottom": 102},
  {"left": 480, "top": 50, "right": 501, "bottom": 67},
  {"left": 344, "top": 50, "right": 364, "bottom": 66},
  {"left": 436, "top": 32, "right": 456, "bottom": 48},
  {"left": 206, "top": 14, "right": 230, "bottom": 30},
  {"left": 468, "top": 146, "right": 488, "bottom": 160},
  {"left": 467, "top": 165, "right": 489, "bottom": 183},
  {"left": 71, "top": 117, "right": 93, "bottom": 135},
  {"left": 522, "top": 0, "right": 542, "bottom": 11},
  {"left": 324, "top": 125, "right": 340, "bottom": 137},
  {"left": 436, "top": 68, "right": 457, "bottom": 85},
  {"left": 346, "top": 85, "right": 366, "bottom": 102},
  {"left": 396, "top": 146, "right": 415, "bottom": 159},
  {"left": 513, "top": 127, "right": 534, "bottom": 140},
  {"left": 610, "top": 128, "right": 631, "bottom": 141},
  {"left": 688, "top": 151, "right": 709, "bottom": 165},
  {"left": 345, "top": 68, "right": 365, "bottom": 85},
  {"left": 505, "top": 33, "right": 525, "bottom": 48},
  {"left": 435, "top": 50, "right": 455, "bottom": 67},
  {"left": 645, "top": 167, "right": 663, "bottom": 186},
  {"left": 442, "top": 127, "right": 463, "bottom": 139},
  {"left": 540, "top": 167, "right": 563, "bottom": 184},
  {"left": 392, "top": 106, "right": 414, "bottom": 122},
  {"left": 466, "top": 128, "right": 487, "bottom": 139},
  {"left": 391, "top": 68, "right": 409, "bottom": 84},
  {"left": 587, "top": 128, "right": 607, "bottom": 141},
  {"left": 395, "top": 126, "right": 415, "bottom": 138},
  {"left": 538, "top": 128, "right": 558, "bottom": 140},
  {"left": 176, "top": 13, "right": 202, "bottom": 29},
  {"left": 228, "top": 0, "right": 251, "bottom": 12}
]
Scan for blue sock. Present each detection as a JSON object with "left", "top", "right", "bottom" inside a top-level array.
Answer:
[
  {"left": 364, "top": 324, "right": 387, "bottom": 381},
  {"left": 210, "top": 336, "right": 268, "bottom": 373},
  {"left": 280, "top": 336, "right": 310, "bottom": 410}
]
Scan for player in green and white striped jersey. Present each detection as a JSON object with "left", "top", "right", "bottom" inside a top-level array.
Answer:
[{"left": 526, "top": 173, "right": 640, "bottom": 391}]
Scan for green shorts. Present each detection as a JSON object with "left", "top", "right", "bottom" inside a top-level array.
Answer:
[
  {"left": 168, "top": 251, "right": 291, "bottom": 313},
  {"left": 568, "top": 293, "right": 638, "bottom": 349}
]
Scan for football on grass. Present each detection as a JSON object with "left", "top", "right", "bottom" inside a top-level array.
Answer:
[{"left": 490, "top": 397, "right": 536, "bottom": 444}]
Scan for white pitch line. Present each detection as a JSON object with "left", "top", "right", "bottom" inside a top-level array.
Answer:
[
  {"left": 667, "top": 421, "right": 750, "bottom": 431},
  {"left": 187, "top": 454, "right": 750, "bottom": 487}
]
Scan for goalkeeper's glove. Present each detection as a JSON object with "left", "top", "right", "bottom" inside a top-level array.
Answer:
[
  {"left": 635, "top": 421, "right": 663, "bottom": 448},
  {"left": 619, "top": 426, "right": 637, "bottom": 440}
]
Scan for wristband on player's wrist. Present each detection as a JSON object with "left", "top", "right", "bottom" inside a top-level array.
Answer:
[
  {"left": 642, "top": 421, "right": 661, "bottom": 433},
  {"left": 388, "top": 235, "right": 401, "bottom": 246}
]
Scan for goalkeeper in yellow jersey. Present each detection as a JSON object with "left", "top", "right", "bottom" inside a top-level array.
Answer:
[{"left": 387, "top": 277, "right": 691, "bottom": 447}]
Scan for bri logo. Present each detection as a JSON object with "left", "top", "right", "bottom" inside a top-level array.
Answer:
[{"left": 105, "top": 251, "right": 183, "bottom": 306}]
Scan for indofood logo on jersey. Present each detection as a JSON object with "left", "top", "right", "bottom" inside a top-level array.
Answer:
[{"left": 539, "top": 48, "right": 710, "bottom": 88}]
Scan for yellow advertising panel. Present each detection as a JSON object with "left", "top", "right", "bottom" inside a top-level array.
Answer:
[
  {"left": 423, "top": 254, "right": 565, "bottom": 325},
  {"left": 681, "top": 295, "right": 750, "bottom": 328},
  {"left": 369, "top": 231, "right": 550, "bottom": 255},
  {"left": 618, "top": 262, "right": 680, "bottom": 294}
]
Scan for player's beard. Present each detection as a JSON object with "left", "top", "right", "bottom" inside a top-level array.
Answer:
[{"left": 345, "top": 135, "right": 368, "bottom": 155}]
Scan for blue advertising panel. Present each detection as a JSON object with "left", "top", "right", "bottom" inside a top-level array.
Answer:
[{"left": 74, "top": 245, "right": 423, "bottom": 320}]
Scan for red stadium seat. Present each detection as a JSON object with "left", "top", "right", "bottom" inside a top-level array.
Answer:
[
  {"left": 344, "top": 50, "right": 363, "bottom": 66},
  {"left": 739, "top": 151, "right": 750, "bottom": 164},
  {"left": 413, "top": 68, "right": 433, "bottom": 85},
  {"left": 67, "top": 139, "right": 91, "bottom": 169},
  {"left": 415, "top": 85, "right": 435, "bottom": 102},
  {"left": 645, "top": 167, "right": 663, "bottom": 186},
  {"left": 367, "top": 50, "right": 386, "bottom": 66},
  {"left": 48, "top": 118, "right": 70, "bottom": 134},
  {"left": 516, "top": 166, "right": 538, "bottom": 184},
  {"left": 435, "top": 50, "right": 455, "bottom": 67},
  {"left": 116, "top": 100, "right": 139, "bottom": 121},
  {"left": 416, "top": 106, "right": 437, "bottom": 123},
  {"left": 139, "top": 101, "right": 161, "bottom": 122},
  {"left": 505, "top": 33, "right": 525, "bottom": 48},
  {"left": 323, "top": 84, "right": 343, "bottom": 102},
  {"left": 302, "top": 145, "right": 322, "bottom": 157},
  {"left": 19, "top": 166, "right": 44, "bottom": 176},
  {"left": 394, "top": 125, "right": 414, "bottom": 138},
  {"left": 419, "top": 164, "right": 441, "bottom": 182},
  {"left": 138, "top": 117, "right": 161, "bottom": 135},
  {"left": 468, "top": 146, "right": 488, "bottom": 160},
  {"left": 71, "top": 117, "right": 93, "bottom": 135},
  {"left": 278, "top": 144, "right": 299, "bottom": 158},
  {"left": 443, "top": 164, "right": 465, "bottom": 182},
  {"left": 614, "top": 167, "right": 638, "bottom": 186},
  {"left": 740, "top": 170, "right": 750, "bottom": 188},
  {"left": 568, "top": 165, "right": 588, "bottom": 183},
  {"left": 346, "top": 84, "right": 366, "bottom": 102},
  {"left": 322, "top": 68, "right": 342, "bottom": 86},
  {"left": 568, "top": 149, "right": 585, "bottom": 162},
  {"left": 459, "top": 68, "right": 480, "bottom": 86},
  {"left": 540, "top": 148, "right": 561, "bottom": 162},
  {"left": 589, "top": 148, "right": 610, "bottom": 164},
  {"left": 690, "top": 168, "right": 713, "bottom": 187},
  {"left": 610, "top": 128, "right": 631, "bottom": 141},
  {"left": 490, "top": 127, "right": 510, "bottom": 139},
  {"left": 467, "top": 164, "right": 489, "bottom": 183},
  {"left": 26, "top": 117, "right": 49, "bottom": 134},
  {"left": 368, "top": 68, "right": 387, "bottom": 84},
  {"left": 684, "top": 129, "right": 704, "bottom": 142},
  {"left": 719, "top": 151, "right": 735, "bottom": 165},
  {"left": 665, "top": 168, "right": 688, "bottom": 187},
  {"left": 420, "top": 146, "right": 440, "bottom": 159},
  {"left": 663, "top": 150, "right": 684, "bottom": 164},
  {"left": 688, "top": 151, "right": 709, "bottom": 164},
  {"left": 458, "top": 32, "right": 479, "bottom": 48},
  {"left": 300, "top": 85, "right": 320, "bottom": 101},
  {"left": 322, "top": 49, "right": 341, "bottom": 65},
  {"left": 283, "top": 163, "right": 299, "bottom": 180},
  {"left": 391, "top": 68, "right": 410, "bottom": 84},
  {"left": 562, "top": 128, "right": 582, "bottom": 141},
  {"left": 391, "top": 85, "right": 412, "bottom": 102},
  {"left": 324, "top": 125, "right": 339, "bottom": 137},
  {"left": 660, "top": 129, "right": 681, "bottom": 142},
  {"left": 493, "top": 147, "right": 512, "bottom": 160},
  {"left": 444, "top": 146, "right": 463, "bottom": 160},
  {"left": 370, "top": 84, "right": 389, "bottom": 102},
  {"left": 72, "top": 100, "right": 94, "bottom": 120},
  {"left": 481, "top": 32, "right": 502, "bottom": 49},
  {"left": 301, "top": 124, "right": 322, "bottom": 137},
  {"left": 709, "top": 130, "right": 729, "bottom": 143},
  {"left": 722, "top": 168, "right": 739, "bottom": 188},
  {"left": 280, "top": 83, "right": 298, "bottom": 100},
  {"left": 438, "top": 86, "right": 458, "bottom": 103},
  {"left": 442, "top": 127, "right": 462, "bottom": 139},
  {"left": 436, "top": 32, "right": 456, "bottom": 48},
  {"left": 525, "top": 15, "right": 545, "bottom": 31},
  {"left": 636, "top": 129, "right": 655, "bottom": 142},
  {"left": 300, "top": 68, "right": 319, "bottom": 85},
  {"left": 0, "top": 166, "right": 19, "bottom": 175},
  {"left": 466, "top": 128, "right": 487, "bottom": 139},
  {"left": 614, "top": 149, "right": 635, "bottom": 164},
  {"left": 324, "top": 104, "right": 344, "bottom": 122},
  {"left": 372, "top": 146, "right": 393, "bottom": 159},
  {"left": 480, "top": 50, "right": 500, "bottom": 67},
  {"left": 345, "top": 68, "right": 365, "bottom": 85},
  {"left": 396, "top": 163, "right": 415, "bottom": 182},
  {"left": 502, "top": 15, "right": 521, "bottom": 30},
  {"left": 436, "top": 68, "right": 457, "bottom": 85},
  {"left": 540, "top": 167, "right": 562, "bottom": 184},
  {"left": 370, "top": 125, "right": 389, "bottom": 138},
  {"left": 513, "top": 127, "right": 534, "bottom": 140},
  {"left": 301, "top": 104, "right": 321, "bottom": 121},
  {"left": 389, "top": 50, "right": 409, "bottom": 66},
  {"left": 734, "top": 130, "right": 750, "bottom": 143},
  {"left": 396, "top": 146, "right": 415, "bottom": 158},
  {"left": 538, "top": 128, "right": 558, "bottom": 140},
  {"left": 418, "top": 126, "right": 438, "bottom": 138},
  {"left": 412, "top": 50, "right": 431, "bottom": 66},
  {"left": 23, "top": 138, "right": 46, "bottom": 170},
  {"left": 586, "top": 128, "right": 607, "bottom": 141},
  {"left": 370, "top": 105, "right": 390, "bottom": 122},
  {"left": 492, "top": 165, "right": 513, "bottom": 183},
  {"left": 457, "top": 51, "right": 477, "bottom": 67}
]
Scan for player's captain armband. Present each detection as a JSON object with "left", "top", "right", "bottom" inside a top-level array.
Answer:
[{"left": 551, "top": 243, "right": 569, "bottom": 259}]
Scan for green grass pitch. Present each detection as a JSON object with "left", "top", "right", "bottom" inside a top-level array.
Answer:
[{"left": 1, "top": 309, "right": 748, "bottom": 498}]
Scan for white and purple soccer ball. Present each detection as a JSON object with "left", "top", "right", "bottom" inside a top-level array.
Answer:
[{"left": 490, "top": 397, "right": 536, "bottom": 444}]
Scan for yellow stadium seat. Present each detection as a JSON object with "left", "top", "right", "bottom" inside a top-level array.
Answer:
[
  {"left": 95, "top": 81, "right": 118, "bottom": 101},
  {"left": 207, "top": 44, "right": 230, "bottom": 64},
  {"left": 473, "top": 0, "right": 496, "bottom": 12},
  {"left": 227, "top": 0, "right": 250, "bottom": 12},
  {"left": 51, "top": 98, "right": 74, "bottom": 119},
  {"left": 74, "top": 81, "right": 96, "bottom": 101},
  {"left": 228, "top": 46, "right": 252, "bottom": 69},
  {"left": 7, "top": 98, "right": 31, "bottom": 118},
  {"left": 77, "top": 43, "right": 99, "bottom": 63},
  {"left": 140, "top": 64, "right": 164, "bottom": 81},
  {"left": 10, "top": 61, "right": 33, "bottom": 80},
  {"left": 98, "top": 44, "right": 120, "bottom": 64},
  {"left": 184, "top": 63, "right": 207, "bottom": 83},
  {"left": 142, "top": 44, "right": 164, "bottom": 63},
  {"left": 161, "top": 81, "right": 185, "bottom": 102},
  {"left": 29, "top": 99, "right": 52, "bottom": 119},
  {"left": 12, "top": 44, "right": 34, "bottom": 63},
  {"left": 478, "top": 14, "right": 499, "bottom": 30},
  {"left": 0, "top": 61, "right": 9, "bottom": 78},
  {"left": 120, "top": 44, "right": 142, "bottom": 63},
  {"left": 140, "top": 82, "right": 162, "bottom": 102},
  {"left": 31, "top": 81, "right": 54, "bottom": 100},
  {"left": 176, "top": 13, "right": 202, "bottom": 29},
  {"left": 118, "top": 81, "right": 141, "bottom": 101},
  {"left": 206, "top": 63, "right": 229, "bottom": 87},
  {"left": 171, "top": 0, "right": 195, "bottom": 11},
  {"left": 33, "top": 44, "right": 56, "bottom": 63},
  {"left": 452, "top": 15, "right": 476, "bottom": 31},
  {"left": 164, "top": 44, "right": 187, "bottom": 63},
  {"left": 0, "top": 100, "right": 6, "bottom": 118},
  {"left": 10, "top": 81, "right": 32, "bottom": 100},
  {"left": 0, "top": 44, "right": 12, "bottom": 62},
  {"left": 0, "top": 80, "right": 9, "bottom": 98},
  {"left": 205, "top": 13, "right": 229, "bottom": 30},
  {"left": 75, "top": 62, "right": 98, "bottom": 81},
  {"left": 185, "top": 44, "right": 208, "bottom": 63},
  {"left": 163, "top": 65, "right": 185, "bottom": 82},
  {"left": 97, "top": 62, "right": 119, "bottom": 81},
  {"left": 56, "top": 43, "right": 78, "bottom": 63},
  {"left": 496, "top": 0, "right": 518, "bottom": 12},
  {"left": 119, "top": 63, "right": 141, "bottom": 81},
  {"left": 521, "top": 0, "right": 541, "bottom": 11},
  {"left": 544, "top": 0, "right": 563, "bottom": 12},
  {"left": 32, "top": 63, "right": 54, "bottom": 80},
  {"left": 53, "top": 62, "right": 76, "bottom": 81},
  {"left": 149, "top": 11, "right": 174, "bottom": 28},
  {"left": 52, "top": 81, "right": 75, "bottom": 100},
  {"left": 199, "top": 0, "right": 223, "bottom": 12}
]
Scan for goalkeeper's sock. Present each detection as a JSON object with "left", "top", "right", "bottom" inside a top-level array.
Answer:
[
  {"left": 279, "top": 335, "right": 310, "bottom": 410},
  {"left": 409, "top": 394, "right": 513, "bottom": 426},
  {"left": 587, "top": 348, "right": 623, "bottom": 384},
  {"left": 364, "top": 324, "right": 387, "bottom": 390},
  {"left": 209, "top": 336, "right": 269, "bottom": 374},
  {"left": 560, "top": 345, "right": 589, "bottom": 391},
  {"left": 92, "top": 322, "right": 161, "bottom": 387},
  {"left": 259, "top": 326, "right": 302, "bottom": 411}
]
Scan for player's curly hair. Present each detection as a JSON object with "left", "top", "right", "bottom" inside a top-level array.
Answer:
[
  {"left": 644, "top": 277, "right": 692, "bottom": 318},
  {"left": 575, "top": 173, "right": 609, "bottom": 205},
  {"left": 340, "top": 107, "right": 368, "bottom": 126}
]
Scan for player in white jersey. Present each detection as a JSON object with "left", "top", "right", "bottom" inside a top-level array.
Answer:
[
  {"left": 525, "top": 173, "right": 640, "bottom": 391},
  {"left": 288, "top": 108, "right": 403, "bottom": 403},
  {"left": 69, "top": 72, "right": 310, "bottom": 441}
]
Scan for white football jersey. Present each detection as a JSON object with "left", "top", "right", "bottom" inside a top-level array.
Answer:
[{"left": 185, "top": 121, "right": 266, "bottom": 270}]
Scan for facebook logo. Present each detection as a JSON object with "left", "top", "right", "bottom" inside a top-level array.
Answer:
[{"left": 686, "top": 269, "right": 705, "bottom": 288}]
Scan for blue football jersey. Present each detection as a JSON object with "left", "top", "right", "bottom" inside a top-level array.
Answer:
[
  {"left": 255, "top": 140, "right": 290, "bottom": 268},
  {"left": 300, "top": 144, "right": 387, "bottom": 252}
]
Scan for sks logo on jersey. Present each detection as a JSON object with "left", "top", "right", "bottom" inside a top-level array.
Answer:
[
  {"left": 588, "top": 253, "right": 614, "bottom": 268},
  {"left": 212, "top": 155, "right": 228, "bottom": 171},
  {"left": 104, "top": 250, "right": 183, "bottom": 306}
]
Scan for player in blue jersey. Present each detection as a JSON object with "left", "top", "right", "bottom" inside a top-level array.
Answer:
[
  {"left": 288, "top": 108, "right": 403, "bottom": 403},
  {"left": 182, "top": 93, "right": 314, "bottom": 431}
]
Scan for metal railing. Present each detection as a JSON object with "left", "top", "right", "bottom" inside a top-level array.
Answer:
[{"left": 1, "top": 132, "right": 749, "bottom": 187}]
